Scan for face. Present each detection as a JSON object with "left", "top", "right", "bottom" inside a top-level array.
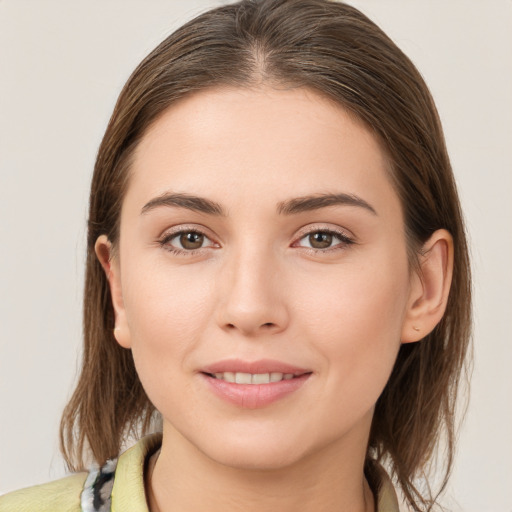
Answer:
[{"left": 103, "top": 86, "right": 419, "bottom": 470}]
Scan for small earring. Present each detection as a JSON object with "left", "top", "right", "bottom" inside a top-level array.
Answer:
[{"left": 413, "top": 326, "right": 420, "bottom": 332}]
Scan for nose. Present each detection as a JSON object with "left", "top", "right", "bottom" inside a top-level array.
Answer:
[{"left": 215, "top": 246, "right": 289, "bottom": 337}]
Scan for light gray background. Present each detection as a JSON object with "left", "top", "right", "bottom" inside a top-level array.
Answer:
[{"left": 1, "top": 1, "right": 511, "bottom": 510}]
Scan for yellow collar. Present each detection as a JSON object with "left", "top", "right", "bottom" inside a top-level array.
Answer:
[{"left": 111, "top": 433, "right": 399, "bottom": 512}]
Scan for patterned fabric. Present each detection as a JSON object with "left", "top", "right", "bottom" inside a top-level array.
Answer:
[{"left": 81, "top": 459, "right": 117, "bottom": 512}]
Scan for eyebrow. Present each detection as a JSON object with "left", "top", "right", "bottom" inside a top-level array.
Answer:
[
  {"left": 141, "top": 191, "right": 377, "bottom": 217},
  {"left": 141, "top": 192, "right": 226, "bottom": 216},
  {"left": 277, "top": 193, "right": 377, "bottom": 216}
]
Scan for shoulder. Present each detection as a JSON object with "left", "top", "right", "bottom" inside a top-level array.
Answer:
[
  {"left": 0, "top": 433, "right": 162, "bottom": 512},
  {"left": 0, "top": 472, "right": 87, "bottom": 512}
]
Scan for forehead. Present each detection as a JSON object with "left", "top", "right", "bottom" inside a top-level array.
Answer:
[{"left": 126, "top": 86, "right": 399, "bottom": 218}]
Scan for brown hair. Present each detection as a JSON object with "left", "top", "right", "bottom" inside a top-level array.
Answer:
[{"left": 60, "top": 1, "right": 471, "bottom": 509}]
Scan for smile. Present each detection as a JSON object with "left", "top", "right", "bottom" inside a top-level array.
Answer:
[
  {"left": 200, "top": 360, "right": 312, "bottom": 409},
  {"left": 209, "top": 372, "right": 297, "bottom": 384}
]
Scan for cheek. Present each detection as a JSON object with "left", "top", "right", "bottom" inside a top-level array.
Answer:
[
  {"left": 120, "top": 261, "right": 215, "bottom": 394},
  {"left": 124, "top": 259, "right": 214, "bottom": 336},
  {"left": 297, "top": 257, "right": 409, "bottom": 405},
  {"left": 121, "top": 270, "right": 220, "bottom": 426}
]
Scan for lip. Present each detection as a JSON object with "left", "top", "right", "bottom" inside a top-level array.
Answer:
[
  {"left": 201, "top": 358, "right": 310, "bottom": 375},
  {"left": 200, "top": 359, "right": 312, "bottom": 409}
]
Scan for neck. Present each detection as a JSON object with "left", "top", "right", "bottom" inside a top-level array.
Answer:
[{"left": 147, "top": 424, "right": 375, "bottom": 512}]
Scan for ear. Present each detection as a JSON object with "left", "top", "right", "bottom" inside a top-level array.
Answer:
[
  {"left": 401, "top": 229, "right": 454, "bottom": 343},
  {"left": 95, "top": 235, "right": 132, "bottom": 349}
]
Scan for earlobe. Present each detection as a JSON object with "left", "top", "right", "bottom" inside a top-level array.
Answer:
[
  {"left": 94, "top": 235, "right": 132, "bottom": 349},
  {"left": 401, "top": 229, "right": 454, "bottom": 343}
]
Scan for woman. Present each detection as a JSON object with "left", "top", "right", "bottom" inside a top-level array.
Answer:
[{"left": 0, "top": 0, "right": 471, "bottom": 511}]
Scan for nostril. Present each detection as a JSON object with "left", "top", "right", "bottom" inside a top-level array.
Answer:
[{"left": 222, "top": 321, "right": 282, "bottom": 334}]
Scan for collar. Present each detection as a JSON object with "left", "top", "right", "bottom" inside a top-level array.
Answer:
[{"left": 84, "top": 432, "right": 399, "bottom": 512}]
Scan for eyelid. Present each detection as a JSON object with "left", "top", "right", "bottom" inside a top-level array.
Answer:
[
  {"left": 294, "top": 223, "right": 355, "bottom": 240},
  {"left": 157, "top": 224, "right": 220, "bottom": 253},
  {"left": 292, "top": 224, "right": 356, "bottom": 250}
]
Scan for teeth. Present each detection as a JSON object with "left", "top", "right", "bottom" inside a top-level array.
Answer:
[
  {"left": 252, "top": 373, "right": 270, "bottom": 384},
  {"left": 212, "top": 371, "right": 298, "bottom": 384},
  {"left": 223, "top": 372, "right": 236, "bottom": 383},
  {"left": 235, "top": 372, "right": 252, "bottom": 384}
]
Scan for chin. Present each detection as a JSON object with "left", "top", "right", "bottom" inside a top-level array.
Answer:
[
  {"left": 204, "top": 440, "right": 310, "bottom": 472},
  {"left": 185, "top": 419, "right": 337, "bottom": 473}
]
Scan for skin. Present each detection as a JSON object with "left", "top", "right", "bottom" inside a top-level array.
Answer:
[{"left": 96, "top": 86, "right": 453, "bottom": 512}]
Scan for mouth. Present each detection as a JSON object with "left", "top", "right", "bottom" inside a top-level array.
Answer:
[
  {"left": 200, "top": 359, "right": 312, "bottom": 408},
  {"left": 204, "top": 371, "right": 307, "bottom": 384}
]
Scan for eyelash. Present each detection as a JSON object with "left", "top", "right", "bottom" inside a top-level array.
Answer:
[
  {"left": 294, "top": 227, "right": 355, "bottom": 253},
  {"left": 158, "top": 227, "right": 217, "bottom": 256},
  {"left": 157, "top": 226, "right": 355, "bottom": 256}
]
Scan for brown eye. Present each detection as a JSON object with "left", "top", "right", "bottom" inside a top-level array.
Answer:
[
  {"left": 308, "top": 232, "right": 333, "bottom": 249},
  {"left": 295, "top": 229, "right": 354, "bottom": 252},
  {"left": 179, "top": 232, "right": 204, "bottom": 250},
  {"left": 160, "top": 229, "right": 216, "bottom": 253}
]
